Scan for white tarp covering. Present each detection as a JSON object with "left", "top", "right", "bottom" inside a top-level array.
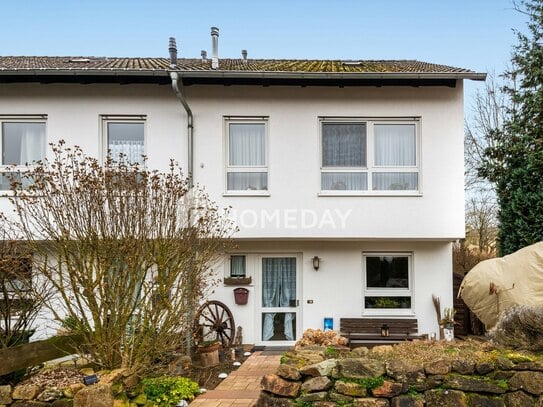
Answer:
[{"left": 459, "top": 242, "right": 543, "bottom": 329}]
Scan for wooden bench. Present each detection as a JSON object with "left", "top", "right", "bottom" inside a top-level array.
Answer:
[{"left": 340, "top": 318, "right": 426, "bottom": 348}]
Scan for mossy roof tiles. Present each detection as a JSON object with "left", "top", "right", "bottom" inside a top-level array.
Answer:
[{"left": 0, "top": 56, "right": 475, "bottom": 74}]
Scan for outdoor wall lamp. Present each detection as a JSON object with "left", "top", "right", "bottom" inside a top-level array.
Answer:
[
  {"left": 381, "top": 324, "right": 389, "bottom": 337},
  {"left": 312, "top": 256, "right": 321, "bottom": 271}
]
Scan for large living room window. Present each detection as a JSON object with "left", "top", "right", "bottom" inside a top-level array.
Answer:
[
  {"left": 320, "top": 118, "right": 419, "bottom": 194},
  {"left": 0, "top": 118, "right": 47, "bottom": 190},
  {"left": 225, "top": 118, "right": 268, "bottom": 194},
  {"left": 363, "top": 253, "right": 413, "bottom": 314},
  {"left": 102, "top": 116, "right": 145, "bottom": 165}
]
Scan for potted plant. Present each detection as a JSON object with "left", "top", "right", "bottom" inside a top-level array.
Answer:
[
  {"left": 440, "top": 307, "right": 456, "bottom": 341},
  {"left": 196, "top": 340, "right": 221, "bottom": 353}
]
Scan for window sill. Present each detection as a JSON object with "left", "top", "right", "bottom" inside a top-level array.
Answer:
[
  {"left": 318, "top": 192, "right": 422, "bottom": 197},
  {"left": 223, "top": 192, "right": 270, "bottom": 197}
]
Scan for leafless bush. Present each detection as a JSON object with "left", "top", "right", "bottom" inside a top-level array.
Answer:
[
  {"left": 488, "top": 305, "right": 543, "bottom": 351},
  {"left": 7, "top": 142, "right": 236, "bottom": 374},
  {"left": 0, "top": 217, "right": 54, "bottom": 348}
]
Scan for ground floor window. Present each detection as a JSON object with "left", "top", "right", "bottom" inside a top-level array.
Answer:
[{"left": 363, "top": 252, "right": 412, "bottom": 314}]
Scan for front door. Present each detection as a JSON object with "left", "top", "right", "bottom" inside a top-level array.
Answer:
[{"left": 258, "top": 255, "right": 300, "bottom": 346}]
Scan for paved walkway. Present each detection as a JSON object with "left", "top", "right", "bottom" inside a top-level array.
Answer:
[{"left": 190, "top": 351, "right": 281, "bottom": 407}]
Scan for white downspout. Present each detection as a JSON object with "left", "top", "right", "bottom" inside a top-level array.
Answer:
[{"left": 169, "top": 71, "right": 194, "bottom": 187}]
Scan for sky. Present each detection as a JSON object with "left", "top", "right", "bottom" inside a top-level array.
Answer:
[{"left": 0, "top": 0, "right": 531, "bottom": 108}]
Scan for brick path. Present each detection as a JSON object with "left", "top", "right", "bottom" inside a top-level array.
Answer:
[{"left": 190, "top": 351, "right": 281, "bottom": 407}]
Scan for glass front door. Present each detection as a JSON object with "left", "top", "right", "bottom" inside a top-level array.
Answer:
[{"left": 260, "top": 256, "right": 299, "bottom": 344}]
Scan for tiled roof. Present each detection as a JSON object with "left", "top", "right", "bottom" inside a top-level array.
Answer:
[{"left": 0, "top": 56, "right": 478, "bottom": 75}]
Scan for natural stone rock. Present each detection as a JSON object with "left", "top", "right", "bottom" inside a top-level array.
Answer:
[
  {"left": 113, "top": 400, "right": 129, "bottom": 407},
  {"left": 494, "top": 357, "right": 514, "bottom": 370},
  {"left": 100, "top": 369, "right": 130, "bottom": 385},
  {"left": 276, "top": 364, "right": 301, "bottom": 381},
  {"left": 52, "top": 399, "right": 74, "bottom": 407},
  {"left": 424, "top": 359, "right": 450, "bottom": 375},
  {"left": 296, "top": 391, "right": 328, "bottom": 402},
  {"left": 260, "top": 375, "right": 301, "bottom": 397},
  {"left": 256, "top": 391, "right": 295, "bottom": 407},
  {"left": 337, "top": 358, "right": 385, "bottom": 379},
  {"left": 512, "top": 362, "right": 543, "bottom": 371},
  {"left": 0, "top": 385, "right": 12, "bottom": 404},
  {"left": 121, "top": 374, "right": 139, "bottom": 390},
  {"left": 300, "top": 376, "right": 332, "bottom": 393},
  {"left": 328, "top": 391, "right": 354, "bottom": 402},
  {"left": 37, "top": 387, "right": 63, "bottom": 402},
  {"left": 73, "top": 383, "right": 113, "bottom": 407},
  {"left": 386, "top": 360, "right": 425, "bottom": 385},
  {"left": 281, "top": 350, "right": 324, "bottom": 368},
  {"left": 451, "top": 359, "right": 475, "bottom": 375},
  {"left": 12, "top": 401, "right": 52, "bottom": 407},
  {"left": 371, "top": 380, "right": 406, "bottom": 398},
  {"left": 353, "top": 398, "right": 390, "bottom": 407},
  {"left": 424, "top": 389, "right": 467, "bottom": 407},
  {"left": 488, "top": 370, "right": 514, "bottom": 381},
  {"left": 468, "top": 394, "right": 505, "bottom": 407},
  {"left": 351, "top": 346, "right": 370, "bottom": 357},
  {"left": 299, "top": 359, "right": 336, "bottom": 377},
  {"left": 509, "top": 371, "right": 543, "bottom": 395},
  {"left": 411, "top": 375, "right": 444, "bottom": 392},
  {"left": 63, "top": 384, "right": 84, "bottom": 398},
  {"left": 334, "top": 380, "right": 367, "bottom": 397},
  {"left": 391, "top": 396, "right": 424, "bottom": 407},
  {"left": 476, "top": 361, "right": 495, "bottom": 375},
  {"left": 444, "top": 374, "right": 507, "bottom": 394},
  {"left": 538, "top": 395, "right": 543, "bottom": 406},
  {"left": 13, "top": 384, "right": 41, "bottom": 400},
  {"left": 313, "top": 402, "right": 337, "bottom": 407}
]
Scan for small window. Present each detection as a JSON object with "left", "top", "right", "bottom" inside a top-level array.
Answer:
[
  {"left": 363, "top": 253, "right": 413, "bottom": 313},
  {"left": 0, "top": 119, "right": 46, "bottom": 190},
  {"left": 320, "top": 119, "right": 419, "bottom": 193},
  {"left": 102, "top": 117, "right": 145, "bottom": 165},
  {"left": 225, "top": 118, "right": 268, "bottom": 193},
  {"left": 230, "top": 255, "right": 246, "bottom": 277},
  {"left": 0, "top": 255, "right": 32, "bottom": 317}
]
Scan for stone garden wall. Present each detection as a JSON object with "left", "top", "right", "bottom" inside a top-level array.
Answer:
[{"left": 257, "top": 346, "right": 543, "bottom": 407}]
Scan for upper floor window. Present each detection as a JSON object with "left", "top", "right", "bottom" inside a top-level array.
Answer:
[
  {"left": 0, "top": 118, "right": 46, "bottom": 190},
  {"left": 225, "top": 118, "right": 268, "bottom": 194},
  {"left": 102, "top": 116, "right": 145, "bottom": 165},
  {"left": 320, "top": 118, "right": 419, "bottom": 194}
]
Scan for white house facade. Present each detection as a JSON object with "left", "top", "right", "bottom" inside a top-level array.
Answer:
[{"left": 0, "top": 32, "right": 485, "bottom": 345}]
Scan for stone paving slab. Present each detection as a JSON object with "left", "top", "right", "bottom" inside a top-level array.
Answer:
[{"left": 190, "top": 351, "right": 282, "bottom": 407}]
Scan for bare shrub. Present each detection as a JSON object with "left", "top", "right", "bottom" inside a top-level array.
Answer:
[
  {"left": 488, "top": 305, "right": 543, "bottom": 351},
  {"left": 7, "top": 142, "right": 236, "bottom": 374}
]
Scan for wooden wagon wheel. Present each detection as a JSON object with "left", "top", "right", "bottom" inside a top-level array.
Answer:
[{"left": 193, "top": 300, "right": 236, "bottom": 348}]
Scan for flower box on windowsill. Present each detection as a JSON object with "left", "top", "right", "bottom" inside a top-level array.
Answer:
[{"left": 224, "top": 276, "right": 252, "bottom": 286}]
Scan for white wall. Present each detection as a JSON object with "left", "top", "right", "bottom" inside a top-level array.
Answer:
[
  {"left": 209, "top": 240, "right": 453, "bottom": 345},
  {"left": 0, "top": 82, "right": 465, "bottom": 240}
]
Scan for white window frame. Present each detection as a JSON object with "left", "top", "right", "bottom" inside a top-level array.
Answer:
[
  {"left": 101, "top": 115, "right": 146, "bottom": 165},
  {"left": 319, "top": 117, "right": 421, "bottom": 196},
  {"left": 362, "top": 252, "right": 414, "bottom": 316},
  {"left": 0, "top": 115, "right": 47, "bottom": 191},
  {"left": 224, "top": 117, "right": 269, "bottom": 196},
  {"left": 228, "top": 254, "right": 247, "bottom": 278}
]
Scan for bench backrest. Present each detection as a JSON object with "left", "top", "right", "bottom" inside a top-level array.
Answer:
[{"left": 340, "top": 318, "right": 418, "bottom": 335}]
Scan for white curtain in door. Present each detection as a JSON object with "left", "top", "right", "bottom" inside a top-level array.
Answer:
[{"left": 262, "top": 257, "right": 296, "bottom": 341}]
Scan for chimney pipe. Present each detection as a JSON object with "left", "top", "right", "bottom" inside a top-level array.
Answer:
[
  {"left": 201, "top": 50, "right": 207, "bottom": 62},
  {"left": 241, "top": 49, "right": 248, "bottom": 61},
  {"left": 211, "top": 27, "right": 219, "bottom": 69},
  {"left": 168, "top": 37, "right": 177, "bottom": 67}
]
